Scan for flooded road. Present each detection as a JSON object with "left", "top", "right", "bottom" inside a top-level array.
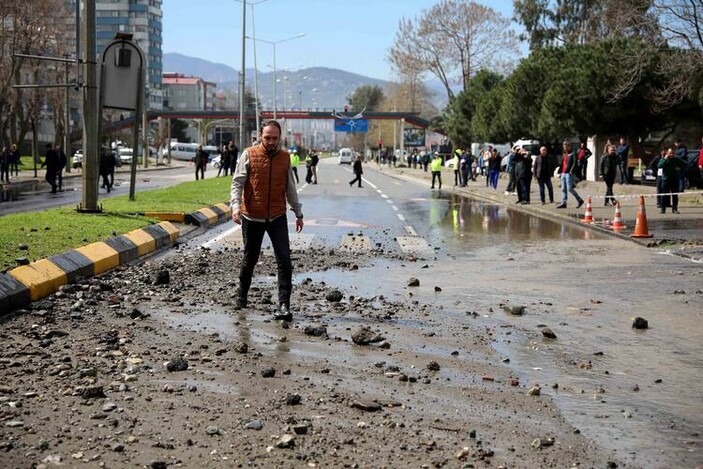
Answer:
[{"left": 187, "top": 161, "right": 702, "bottom": 467}]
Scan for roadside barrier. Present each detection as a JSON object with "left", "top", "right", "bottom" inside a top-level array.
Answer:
[
  {"left": 580, "top": 196, "right": 594, "bottom": 224},
  {"left": 630, "top": 195, "right": 653, "bottom": 238},
  {"left": 584, "top": 190, "right": 703, "bottom": 202},
  {"left": 0, "top": 221, "right": 179, "bottom": 315},
  {"left": 610, "top": 202, "right": 626, "bottom": 231}
]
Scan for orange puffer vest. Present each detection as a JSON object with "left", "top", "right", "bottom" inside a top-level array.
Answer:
[{"left": 241, "top": 145, "right": 290, "bottom": 220}]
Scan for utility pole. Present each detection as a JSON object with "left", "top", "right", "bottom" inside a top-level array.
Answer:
[
  {"left": 80, "top": 0, "right": 100, "bottom": 212},
  {"left": 238, "top": 0, "right": 246, "bottom": 152},
  {"left": 64, "top": 58, "right": 71, "bottom": 173}
]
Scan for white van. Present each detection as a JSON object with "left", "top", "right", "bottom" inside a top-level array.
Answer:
[
  {"left": 162, "top": 142, "right": 198, "bottom": 161},
  {"left": 338, "top": 147, "right": 354, "bottom": 164}
]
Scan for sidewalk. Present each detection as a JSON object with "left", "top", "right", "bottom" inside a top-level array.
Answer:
[
  {"left": 4, "top": 161, "right": 184, "bottom": 185},
  {"left": 370, "top": 163, "right": 703, "bottom": 245}
]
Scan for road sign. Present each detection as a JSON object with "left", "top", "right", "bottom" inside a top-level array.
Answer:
[{"left": 334, "top": 118, "right": 368, "bottom": 133}]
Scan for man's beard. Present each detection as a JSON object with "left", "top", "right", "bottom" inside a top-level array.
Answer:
[{"left": 264, "top": 142, "right": 279, "bottom": 155}]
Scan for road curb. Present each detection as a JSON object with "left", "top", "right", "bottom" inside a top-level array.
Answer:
[
  {"left": 0, "top": 221, "right": 179, "bottom": 315},
  {"left": 184, "top": 203, "right": 231, "bottom": 227}
]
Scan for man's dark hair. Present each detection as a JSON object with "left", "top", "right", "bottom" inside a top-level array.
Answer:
[{"left": 261, "top": 119, "right": 281, "bottom": 135}]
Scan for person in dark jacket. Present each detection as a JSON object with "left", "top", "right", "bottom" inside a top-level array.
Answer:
[
  {"left": 533, "top": 146, "right": 555, "bottom": 204},
  {"left": 515, "top": 149, "right": 532, "bottom": 204},
  {"left": 194, "top": 144, "right": 208, "bottom": 180},
  {"left": 99, "top": 147, "right": 116, "bottom": 193},
  {"left": 228, "top": 141, "right": 238, "bottom": 175},
  {"left": 41, "top": 143, "right": 60, "bottom": 193},
  {"left": 600, "top": 145, "right": 619, "bottom": 206},
  {"left": 0, "top": 147, "right": 9, "bottom": 183},
  {"left": 556, "top": 141, "right": 584, "bottom": 209},
  {"left": 576, "top": 141, "right": 592, "bottom": 181},
  {"left": 650, "top": 149, "right": 664, "bottom": 208},
  {"left": 616, "top": 137, "right": 630, "bottom": 184},
  {"left": 9, "top": 144, "right": 20, "bottom": 177},
  {"left": 349, "top": 154, "right": 364, "bottom": 188},
  {"left": 658, "top": 147, "right": 686, "bottom": 214}
]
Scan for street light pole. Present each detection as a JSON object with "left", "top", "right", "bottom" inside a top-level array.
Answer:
[
  {"left": 246, "top": 33, "right": 305, "bottom": 121},
  {"left": 238, "top": 0, "right": 246, "bottom": 152}
]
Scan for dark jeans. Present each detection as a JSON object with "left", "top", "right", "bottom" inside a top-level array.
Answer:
[
  {"left": 604, "top": 175, "right": 615, "bottom": 205},
  {"left": 11, "top": 161, "right": 19, "bottom": 176},
  {"left": 517, "top": 177, "right": 531, "bottom": 203},
  {"left": 291, "top": 167, "right": 299, "bottom": 183},
  {"left": 45, "top": 171, "right": 57, "bottom": 193},
  {"left": 195, "top": 166, "right": 205, "bottom": 180},
  {"left": 238, "top": 215, "right": 293, "bottom": 307},
  {"left": 618, "top": 160, "right": 628, "bottom": 184},
  {"left": 101, "top": 172, "right": 112, "bottom": 192},
  {"left": 656, "top": 176, "right": 663, "bottom": 207},
  {"left": 506, "top": 169, "right": 516, "bottom": 192},
  {"left": 661, "top": 179, "right": 678, "bottom": 210},
  {"left": 537, "top": 177, "right": 554, "bottom": 203},
  {"left": 431, "top": 171, "right": 442, "bottom": 188},
  {"left": 349, "top": 173, "right": 362, "bottom": 187},
  {"left": 0, "top": 166, "right": 9, "bottom": 182}
]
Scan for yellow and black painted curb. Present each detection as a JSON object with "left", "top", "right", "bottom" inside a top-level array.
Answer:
[
  {"left": 184, "top": 203, "right": 231, "bottom": 227},
  {"left": 0, "top": 221, "right": 179, "bottom": 315}
]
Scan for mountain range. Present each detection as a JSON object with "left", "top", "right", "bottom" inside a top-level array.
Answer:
[{"left": 163, "top": 52, "right": 389, "bottom": 112}]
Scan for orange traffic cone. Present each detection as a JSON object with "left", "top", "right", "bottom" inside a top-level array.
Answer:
[
  {"left": 581, "top": 196, "right": 594, "bottom": 224},
  {"left": 630, "top": 195, "right": 653, "bottom": 238},
  {"left": 610, "top": 202, "right": 626, "bottom": 231}
]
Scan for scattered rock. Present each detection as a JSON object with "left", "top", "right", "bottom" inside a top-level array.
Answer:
[
  {"left": 244, "top": 420, "right": 263, "bottom": 430},
  {"left": 234, "top": 342, "right": 248, "bottom": 354},
  {"left": 434, "top": 285, "right": 442, "bottom": 292},
  {"left": 275, "top": 434, "right": 295, "bottom": 448},
  {"left": 541, "top": 327, "right": 557, "bottom": 339},
  {"left": 503, "top": 305, "right": 525, "bottom": 316},
  {"left": 351, "top": 326, "right": 384, "bottom": 345},
  {"left": 325, "top": 290, "right": 343, "bottom": 302},
  {"left": 153, "top": 270, "right": 170, "bottom": 285},
  {"left": 427, "top": 361, "right": 440, "bottom": 371},
  {"left": 285, "top": 393, "right": 302, "bottom": 406},
  {"left": 261, "top": 367, "right": 276, "bottom": 378},
  {"left": 527, "top": 386, "right": 541, "bottom": 396},
  {"left": 304, "top": 325, "right": 328, "bottom": 337},
  {"left": 205, "top": 425, "right": 220, "bottom": 436},
  {"left": 407, "top": 277, "right": 420, "bottom": 287},
  {"left": 292, "top": 424, "right": 309, "bottom": 435},
  {"left": 165, "top": 356, "right": 188, "bottom": 372},
  {"left": 351, "top": 399, "right": 382, "bottom": 412},
  {"left": 632, "top": 317, "right": 649, "bottom": 329}
]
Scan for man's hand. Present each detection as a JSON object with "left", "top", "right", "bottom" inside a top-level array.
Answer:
[
  {"left": 232, "top": 208, "right": 241, "bottom": 225},
  {"left": 295, "top": 217, "right": 304, "bottom": 233}
]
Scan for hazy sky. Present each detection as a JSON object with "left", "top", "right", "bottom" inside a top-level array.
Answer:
[{"left": 162, "top": 0, "right": 519, "bottom": 81}]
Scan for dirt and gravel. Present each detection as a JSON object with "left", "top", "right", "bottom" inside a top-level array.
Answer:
[{"left": 0, "top": 243, "right": 621, "bottom": 468}]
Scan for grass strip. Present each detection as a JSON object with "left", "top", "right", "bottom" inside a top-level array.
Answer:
[{"left": 0, "top": 176, "right": 231, "bottom": 273}]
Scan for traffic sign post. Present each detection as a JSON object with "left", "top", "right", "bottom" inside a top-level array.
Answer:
[{"left": 99, "top": 35, "right": 145, "bottom": 201}]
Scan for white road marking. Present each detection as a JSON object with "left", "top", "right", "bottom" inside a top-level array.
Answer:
[{"left": 404, "top": 225, "right": 418, "bottom": 236}]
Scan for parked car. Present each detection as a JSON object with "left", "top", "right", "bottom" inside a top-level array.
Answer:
[
  {"left": 211, "top": 155, "right": 222, "bottom": 168},
  {"left": 72, "top": 149, "right": 83, "bottom": 169},
  {"left": 117, "top": 147, "right": 133, "bottom": 165}
]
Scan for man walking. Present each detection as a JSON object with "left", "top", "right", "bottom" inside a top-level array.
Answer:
[
  {"left": 349, "top": 154, "right": 363, "bottom": 188},
  {"left": 194, "top": 144, "right": 208, "bottom": 180},
  {"left": 41, "top": 143, "right": 60, "bottom": 193},
  {"left": 228, "top": 141, "right": 239, "bottom": 176},
  {"left": 556, "top": 141, "right": 584, "bottom": 209},
  {"left": 658, "top": 147, "right": 686, "bottom": 214},
  {"left": 230, "top": 120, "right": 304, "bottom": 321}
]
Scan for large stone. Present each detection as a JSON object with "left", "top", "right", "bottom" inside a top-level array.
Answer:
[
  {"left": 351, "top": 326, "right": 384, "bottom": 345},
  {"left": 632, "top": 317, "right": 649, "bottom": 329}
]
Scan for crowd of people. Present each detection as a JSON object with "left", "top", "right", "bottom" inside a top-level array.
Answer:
[{"left": 374, "top": 136, "right": 703, "bottom": 214}]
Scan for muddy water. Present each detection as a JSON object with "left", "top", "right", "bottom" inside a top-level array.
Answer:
[{"left": 294, "top": 195, "right": 702, "bottom": 468}]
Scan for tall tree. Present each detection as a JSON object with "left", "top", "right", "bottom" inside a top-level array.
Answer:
[
  {"left": 389, "top": 0, "right": 518, "bottom": 101},
  {"left": 443, "top": 70, "right": 504, "bottom": 147},
  {"left": 347, "top": 85, "right": 385, "bottom": 113}
]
